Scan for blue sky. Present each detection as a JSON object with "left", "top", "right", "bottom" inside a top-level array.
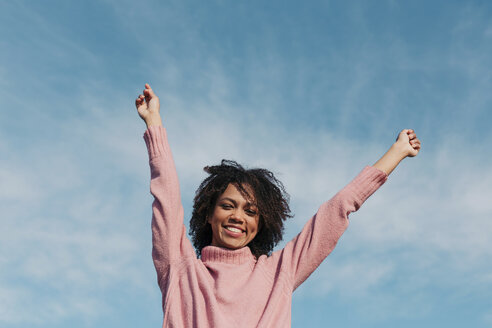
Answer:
[{"left": 1, "top": 1, "right": 492, "bottom": 327}]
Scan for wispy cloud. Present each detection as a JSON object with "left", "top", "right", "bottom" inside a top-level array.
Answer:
[{"left": 1, "top": 1, "right": 492, "bottom": 327}]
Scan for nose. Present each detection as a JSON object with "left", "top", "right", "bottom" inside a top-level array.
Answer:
[{"left": 229, "top": 210, "right": 245, "bottom": 223}]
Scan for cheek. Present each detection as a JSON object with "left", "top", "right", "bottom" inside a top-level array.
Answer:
[
  {"left": 250, "top": 218, "right": 260, "bottom": 234},
  {"left": 209, "top": 217, "right": 220, "bottom": 232},
  {"left": 208, "top": 208, "right": 220, "bottom": 225}
]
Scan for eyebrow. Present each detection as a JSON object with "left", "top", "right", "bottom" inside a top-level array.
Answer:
[
  {"left": 219, "top": 197, "right": 256, "bottom": 207},
  {"left": 220, "top": 197, "right": 237, "bottom": 205}
]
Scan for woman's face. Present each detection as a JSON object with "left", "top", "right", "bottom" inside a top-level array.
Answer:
[{"left": 208, "top": 183, "right": 260, "bottom": 250}]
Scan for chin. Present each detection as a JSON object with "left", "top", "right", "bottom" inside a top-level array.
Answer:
[
  {"left": 222, "top": 241, "right": 245, "bottom": 249},
  {"left": 218, "top": 238, "right": 247, "bottom": 250}
]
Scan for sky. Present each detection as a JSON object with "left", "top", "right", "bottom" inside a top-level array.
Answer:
[{"left": 1, "top": 0, "right": 492, "bottom": 327}]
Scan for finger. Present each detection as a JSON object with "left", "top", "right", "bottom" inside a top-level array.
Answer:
[
  {"left": 144, "top": 88, "right": 153, "bottom": 103},
  {"left": 135, "top": 94, "right": 145, "bottom": 108},
  {"left": 144, "top": 83, "right": 158, "bottom": 99}
]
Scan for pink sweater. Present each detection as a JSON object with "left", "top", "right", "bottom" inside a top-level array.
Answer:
[{"left": 144, "top": 126, "right": 388, "bottom": 328}]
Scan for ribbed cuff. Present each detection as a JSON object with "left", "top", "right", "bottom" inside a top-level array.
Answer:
[
  {"left": 143, "top": 125, "right": 167, "bottom": 160},
  {"left": 348, "top": 166, "right": 388, "bottom": 204}
]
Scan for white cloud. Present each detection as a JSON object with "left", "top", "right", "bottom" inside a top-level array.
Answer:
[
  {"left": 0, "top": 101, "right": 154, "bottom": 324},
  {"left": 2, "top": 1, "right": 492, "bottom": 326},
  {"left": 5, "top": 54, "right": 491, "bottom": 324},
  {"left": 287, "top": 133, "right": 492, "bottom": 320},
  {"left": 0, "top": 165, "right": 39, "bottom": 200}
]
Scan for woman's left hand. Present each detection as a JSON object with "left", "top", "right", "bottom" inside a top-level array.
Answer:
[{"left": 395, "top": 129, "right": 421, "bottom": 158}]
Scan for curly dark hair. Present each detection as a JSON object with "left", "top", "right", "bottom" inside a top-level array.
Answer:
[{"left": 189, "top": 160, "right": 292, "bottom": 259}]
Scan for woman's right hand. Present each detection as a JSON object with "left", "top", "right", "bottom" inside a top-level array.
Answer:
[{"left": 136, "top": 83, "right": 162, "bottom": 127}]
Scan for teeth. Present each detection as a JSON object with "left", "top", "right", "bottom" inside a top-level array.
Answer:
[{"left": 225, "top": 227, "right": 242, "bottom": 233}]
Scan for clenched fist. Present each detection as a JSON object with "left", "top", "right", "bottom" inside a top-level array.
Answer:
[{"left": 395, "top": 129, "right": 421, "bottom": 158}]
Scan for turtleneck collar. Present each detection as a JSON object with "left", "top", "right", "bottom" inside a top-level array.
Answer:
[{"left": 201, "top": 246, "right": 256, "bottom": 265}]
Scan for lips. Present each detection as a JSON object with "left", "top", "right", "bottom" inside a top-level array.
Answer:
[
  {"left": 224, "top": 226, "right": 244, "bottom": 233},
  {"left": 223, "top": 225, "right": 245, "bottom": 236}
]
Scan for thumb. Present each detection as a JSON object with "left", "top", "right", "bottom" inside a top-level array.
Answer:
[{"left": 396, "top": 129, "right": 410, "bottom": 142}]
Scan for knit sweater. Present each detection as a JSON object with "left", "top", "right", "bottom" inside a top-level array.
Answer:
[{"left": 143, "top": 126, "right": 388, "bottom": 328}]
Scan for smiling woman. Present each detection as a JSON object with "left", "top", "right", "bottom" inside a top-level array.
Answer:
[
  {"left": 190, "top": 160, "right": 292, "bottom": 258},
  {"left": 135, "top": 83, "right": 421, "bottom": 328},
  {"left": 208, "top": 183, "right": 261, "bottom": 250}
]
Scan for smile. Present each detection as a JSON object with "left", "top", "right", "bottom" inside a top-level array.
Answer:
[{"left": 224, "top": 226, "right": 244, "bottom": 234}]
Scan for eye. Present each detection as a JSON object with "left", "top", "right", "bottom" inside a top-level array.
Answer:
[
  {"left": 220, "top": 203, "right": 233, "bottom": 209},
  {"left": 245, "top": 209, "right": 257, "bottom": 216}
]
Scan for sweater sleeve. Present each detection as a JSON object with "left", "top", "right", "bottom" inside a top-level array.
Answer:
[
  {"left": 267, "top": 166, "right": 387, "bottom": 291},
  {"left": 143, "top": 126, "right": 195, "bottom": 288}
]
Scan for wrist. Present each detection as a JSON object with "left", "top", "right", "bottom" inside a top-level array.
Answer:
[
  {"left": 145, "top": 113, "right": 162, "bottom": 128},
  {"left": 390, "top": 143, "right": 409, "bottom": 161}
]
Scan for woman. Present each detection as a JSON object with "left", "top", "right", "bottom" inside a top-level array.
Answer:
[{"left": 136, "top": 83, "right": 421, "bottom": 328}]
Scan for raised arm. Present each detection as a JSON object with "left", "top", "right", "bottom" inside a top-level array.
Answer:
[
  {"left": 373, "top": 129, "right": 421, "bottom": 175},
  {"left": 266, "top": 129, "right": 421, "bottom": 290},
  {"left": 136, "top": 84, "right": 195, "bottom": 288}
]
